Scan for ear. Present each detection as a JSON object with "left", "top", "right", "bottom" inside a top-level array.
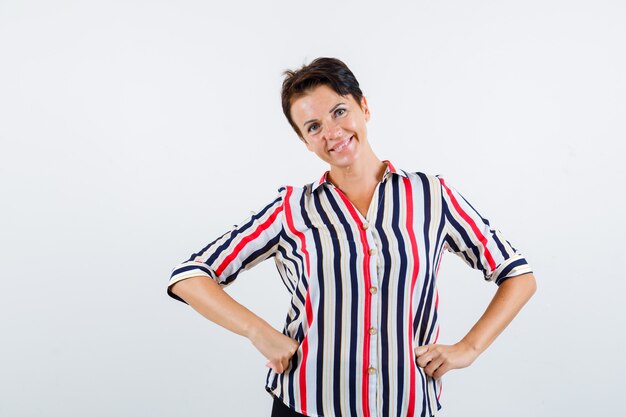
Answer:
[{"left": 360, "top": 96, "right": 371, "bottom": 121}]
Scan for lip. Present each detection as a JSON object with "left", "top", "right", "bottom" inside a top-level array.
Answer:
[{"left": 329, "top": 135, "right": 353, "bottom": 152}]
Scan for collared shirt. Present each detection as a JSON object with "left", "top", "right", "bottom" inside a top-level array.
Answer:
[{"left": 168, "top": 161, "right": 532, "bottom": 417}]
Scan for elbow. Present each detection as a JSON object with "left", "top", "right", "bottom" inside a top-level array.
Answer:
[
  {"left": 499, "top": 272, "right": 537, "bottom": 300},
  {"left": 170, "top": 280, "right": 184, "bottom": 298},
  {"left": 521, "top": 272, "right": 537, "bottom": 300},
  {"left": 168, "top": 279, "right": 191, "bottom": 304},
  {"left": 169, "top": 275, "right": 219, "bottom": 304},
  {"left": 170, "top": 278, "right": 198, "bottom": 301},
  {"left": 526, "top": 272, "right": 537, "bottom": 291}
]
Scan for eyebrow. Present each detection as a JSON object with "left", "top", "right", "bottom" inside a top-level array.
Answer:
[{"left": 302, "top": 102, "right": 346, "bottom": 128}]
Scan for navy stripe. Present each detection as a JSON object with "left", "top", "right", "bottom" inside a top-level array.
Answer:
[
  {"left": 414, "top": 174, "right": 433, "bottom": 343},
  {"left": 443, "top": 200, "right": 483, "bottom": 271},
  {"left": 390, "top": 175, "right": 408, "bottom": 417},
  {"left": 312, "top": 190, "right": 344, "bottom": 416},
  {"left": 205, "top": 196, "right": 283, "bottom": 265},
  {"left": 223, "top": 234, "right": 280, "bottom": 285},
  {"left": 324, "top": 186, "right": 360, "bottom": 417},
  {"left": 376, "top": 181, "right": 392, "bottom": 415},
  {"left": 186, "top": 231, "right": 229, "bottom": 262},
  {"left": 299, "top": 190, "right": 325, "bottom": 415},
  {"left": 491, "top": 230, "right": 510, "bottom": 258},
  {"left": 281, "top": 229, "right": 308, "bottom": 305},
  {"left": 275, "top": 245, "right": 297, "bottom": 293},
  {"left": 495, "top": 258, "right": 529, "bottom": 285},
  {"left": 444, "top": 234, "right": 475, "bottom": 267},
  {"left": 418, "top": 370, "right": 428, "bottom": 417},
  {"left": 171, "top": 264, "right": 214, "bottom": 278}
]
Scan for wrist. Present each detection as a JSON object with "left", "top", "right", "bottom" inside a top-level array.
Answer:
[
  {"left": 457, "top": 338, "right": 481, "bottom": 360},
  {"left": 245, "top": 316, "right": 272, "bottom": 342}
]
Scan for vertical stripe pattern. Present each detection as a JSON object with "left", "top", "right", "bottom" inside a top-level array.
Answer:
[{"left": 168, "top": 161, "right": 533, "bottom": 417}]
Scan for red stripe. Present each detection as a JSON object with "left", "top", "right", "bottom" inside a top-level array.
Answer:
[
  {"left": 317, "top": 172, "right": 327, "bottom": 188},
  {"left": 333, "top": 187, "right": 372, "bottom": 417},
  {"left": 215, "top": 203, "right": 284, "bottom": 276},
  {"left": 439, "top": 178, "right": 496, "bottom": 271},
  {"left": 437, "top": 379, "right": 443, "bottom": 401},
  {"left": 283, "top": 186, "right": 312, "bottom": 414},
  {"left": 299, "top": 293, "right": 312, "bottom": 415},
  {"left": 403, "top": 176, "right": 420, "bottom": 417},
  {"left": 384, "top": 159, "right": 397, "bottom": 174}
]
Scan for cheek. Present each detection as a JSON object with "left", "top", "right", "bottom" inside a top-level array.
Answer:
[{"left": 341, "top": 117, "right": 360, "bottom": 131}]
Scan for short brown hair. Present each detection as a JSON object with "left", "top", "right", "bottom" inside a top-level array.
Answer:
[{"left": 281, "top": 57, "right": 364, "bottom": 139}]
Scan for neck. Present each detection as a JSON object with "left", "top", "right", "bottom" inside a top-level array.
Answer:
[{"left": 327, "top": 147, "right": 386, "bottom": 192}]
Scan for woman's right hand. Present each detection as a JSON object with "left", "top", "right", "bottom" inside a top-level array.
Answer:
[
  {"left": 170, "top": 276, "right": 299, "bottom": 373},
  {"left": 248, "top": 324, "right": 299, "bottom": 374}
]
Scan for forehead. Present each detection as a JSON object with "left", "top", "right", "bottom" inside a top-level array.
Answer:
[{"left": 290, "top": 84, "right": 357, "bottom": 121}]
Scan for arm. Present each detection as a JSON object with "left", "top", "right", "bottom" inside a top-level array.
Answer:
[
  {"left": 415, "top": 272, "right": 536, "bottom": 379},
  {"left": 171, "top": 275, "right": 299, "bottom": 373}
]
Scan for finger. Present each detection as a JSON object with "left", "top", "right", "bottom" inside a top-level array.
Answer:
[
  {"left": 414, "top": 345, "right": 429, "bottom": 356},
  {"left": 424, "top": 356, "right": 445, "bottom": 377},
  {"left": 416, "top": 349, "right": 439, "bottom": 368},
  {"left": 267, "top": 361, "right": 281, "bottom": 374},
  {"left": 416, "top": 354, "right": 430, "bottom": 368},
  {"left": 432, "top": 363, "right": 452, "bottom": 379}
]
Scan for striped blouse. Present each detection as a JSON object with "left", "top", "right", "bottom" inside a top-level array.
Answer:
[{"left": 168, "top": 160, "right": 532, "bottom": 417}]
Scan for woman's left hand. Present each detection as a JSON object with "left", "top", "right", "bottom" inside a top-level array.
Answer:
[
  {"left": 414, "top": 341, "right": 479, "bottom": 379},
  {"left": 415, "top": 273, "right": 537, "bottom": 380}
]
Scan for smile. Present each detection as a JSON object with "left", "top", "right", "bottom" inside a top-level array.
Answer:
[{"left": 330, "top": 136, "right": 353, "bottom": 152}]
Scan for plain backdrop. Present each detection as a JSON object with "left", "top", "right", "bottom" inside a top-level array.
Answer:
[{"left": 1, "top": 1, "right": 625, "bottom": 416}]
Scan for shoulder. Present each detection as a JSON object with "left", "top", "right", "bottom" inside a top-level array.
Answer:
[
  {"left": 277, "top": 184, "right": 308, "bottom": 194},
  {"left": 273, "top": 184, "right": 309, "bottom": 204},
  {"left": 399, "top": 169, "right": 446, "bottom": 186},
  {"left": 394, "top": 169, "right": 454, "bottom": 201}
]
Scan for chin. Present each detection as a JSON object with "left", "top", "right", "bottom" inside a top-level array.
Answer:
[{"left": 329, "top": 154, "right": 360, "bottom": 169}]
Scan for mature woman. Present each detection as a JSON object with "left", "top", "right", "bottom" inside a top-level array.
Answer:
[{"left": 167, "top": 57, "right": 536, "bottom": 417}]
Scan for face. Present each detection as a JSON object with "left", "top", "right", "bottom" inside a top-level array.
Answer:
[{"left": 290, "top": 84, "right": 371, "bottom": 168}]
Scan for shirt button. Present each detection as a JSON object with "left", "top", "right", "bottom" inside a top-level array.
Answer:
[
  {"left": 368, "top": 248, "right": 377, "bottom": 255},
  {"left": 361, "top": 223, "right": 369, "bottom": 230},
  {"left": 369, "top": 286, "right": 378, "bottom": 294},
  {"left": 368, "top": 367, "right": 376, "bottom": 375},
  {"left": 369, "top": 327, "right": 377, "bottom": 335}
]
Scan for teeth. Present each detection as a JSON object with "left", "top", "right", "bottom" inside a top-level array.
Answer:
[{"left": 333, "top": 137, "right": 351, "bottom": 151}]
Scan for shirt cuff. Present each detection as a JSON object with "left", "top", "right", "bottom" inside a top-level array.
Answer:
[
  {"left": 486, "top": 253, "right": 533, "bottom": 286},
  {"left": 167, "top": 261, "right": 219, "bottom": 303}
]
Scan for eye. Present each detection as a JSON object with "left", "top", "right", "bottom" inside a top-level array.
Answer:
[
  {"left": 307, "top": 123, "right": 320, "bottom": 133},
  {"left": 334, "top": 108, "right": 347, "bottom": 117}
]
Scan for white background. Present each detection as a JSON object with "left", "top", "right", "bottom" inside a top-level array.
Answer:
[{"left": 1, "top": 1, "right": 625, "bottom": 416}]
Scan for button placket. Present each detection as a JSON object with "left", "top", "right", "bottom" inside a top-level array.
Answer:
[
  {"left": 365, "top": 226, "right": 381, "bottom": 416},
  {"left": 362, "top": 183, "right": 385, "bottom": 417}
]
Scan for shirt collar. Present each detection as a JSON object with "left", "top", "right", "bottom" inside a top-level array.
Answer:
[{"left": 310, "top": 160, "right": 407, "bottom": 192}]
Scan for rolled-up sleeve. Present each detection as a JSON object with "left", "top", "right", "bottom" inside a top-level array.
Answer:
[
  {"left": 438, "top": 176, "right": 533, "bottom": 286},
  {"left": 167, "top": 186, "right": 287, "bottom": 303}
]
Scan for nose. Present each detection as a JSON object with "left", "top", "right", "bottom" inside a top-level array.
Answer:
[{"left": 322, "top": 120, "right": 343, "bottom": 141}]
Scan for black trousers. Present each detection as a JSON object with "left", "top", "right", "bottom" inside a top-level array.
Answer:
[
  {"left": 271, "top": 396, "right": 439, "bottom": 417},
  {"left": 271, "top": 396, "right": 308, "bottom": 417}
]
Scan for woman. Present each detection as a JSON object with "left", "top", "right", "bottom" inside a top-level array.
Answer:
[{"left": 167, "top": 57, "right": 537, "bottom": 417}]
